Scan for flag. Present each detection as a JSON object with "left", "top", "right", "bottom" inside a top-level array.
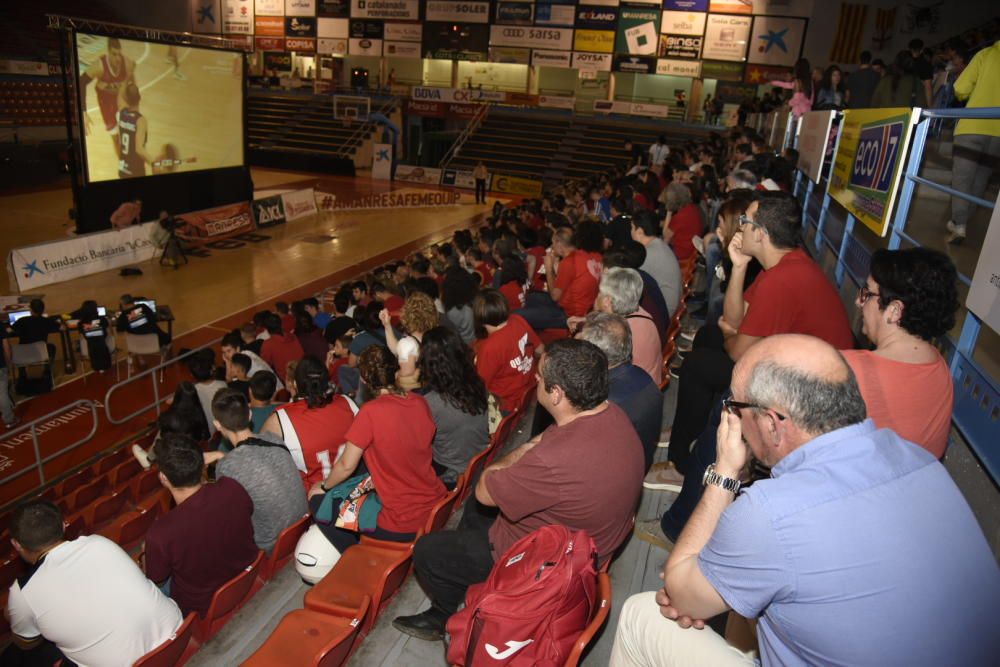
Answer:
[
  {"left": 872, "top": 7, "right": 896, "bottom": 51},
  {"left": 829, "top": 3, "right": 869, "bottom": 64}
]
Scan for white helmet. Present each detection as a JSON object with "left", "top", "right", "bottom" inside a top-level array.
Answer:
[{"left": 294, "top": 524, "right": 342, "bottom": 584}]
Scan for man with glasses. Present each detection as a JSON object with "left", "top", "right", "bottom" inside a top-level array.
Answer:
[{"left": 613, "top": 334, "right": 1000, "bottom": 666}]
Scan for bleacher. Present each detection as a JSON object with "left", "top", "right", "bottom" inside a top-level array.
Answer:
[{"left": 0, "top": 79, "right": 64, "bottom": 127}]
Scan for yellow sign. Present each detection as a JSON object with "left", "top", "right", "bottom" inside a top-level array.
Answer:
[
  {"left": 573, "top": 30, "right": 615, "bottom": 54},
  {"left": 828, "top": 108, "right": 917, "bottom": 237},
  {"left": 493, "top": 174, "right": 543, "bottom": 198}
]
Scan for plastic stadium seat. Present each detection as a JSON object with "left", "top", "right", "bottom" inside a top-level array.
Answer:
[
  {"left": 131, "top": 468, "right": 162, "bottom": 500},
  {"left": 98, "top": 504, "right": 160, "bottom": 551},
  {"left": 243, "top": 598, "right": 370, "bottom": 667},
  {"left": 456, "top": 445, "right": 490, "bottom": 504},
  {"left": 132, "top": 612, "right": 197, "bottom": 667},
  {"left": 424, "top": 487, "right": 461, "bottom": 535},
  {"left": 259, "top": 514, "right": 310, "bottom": 582},
  {"left": 87, "top": 491, "right": 130, "bottom": 528},
  {"left": 65, "top": 477, "right": 109, "bottom": 512},
  {"left": 56, "top": 467, "right": 95, "bottom": 498},
  {"left": 135, "top": 488, "right": 172, "bottom": 515},
  {"left": 304, "top": 540, "right": 414, "bottom": 637},
  {"left": 538, "top": 328, "right": 571, "bottom": 345},
  {"left": 193, "top": 550, "right": 265, "bottom": 644},
  {"left": 563, "top": 572, "right": 612, "bottom": 667},
  {"left": 109, "top": 459, "right": 143, "bottom": 491},
  {"left": 93, "top": 448, "right": 131, "bottom": 476},
  {"left": 0, "top": 553, "right": 25, "bottom": 590},
  {"left": 63, "top": 514, "right": 85, "bottom": 541}
]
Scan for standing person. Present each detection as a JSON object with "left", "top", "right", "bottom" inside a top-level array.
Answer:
[
  {"left": 814, "top": 65, "right": 845, "bottom": 110},
  {"left": 945, "top": 38, "right": 1000, "bottom": 244},
  {"left": 702, "top": 94, "right": 714, "bottom": 124},
  {"left": 770, "top": 58, "right": 813, "bottom": 118},
  {"left": 846, "top": 51, "right": 881, "bottom": 109},
  {"left": 116, "top": 83, "right": 151, "bottom": 179},
  {"left": 79, "top": 37, "right": 137, "bottom": 155},
  {"left": 0, "top": 325, "right": 17, "bottom": 429},
  {"left": 909, "top": 38, "right": 934, "bottom": 107},
  {"left": 871, "top": 51, "right": 920, "bottom": 108},
  {"left": 472, "top": 161, "right": 489, "bottom": 205},
  {"left": 648, "top": 135, "right": 670, "bottom": 176}
]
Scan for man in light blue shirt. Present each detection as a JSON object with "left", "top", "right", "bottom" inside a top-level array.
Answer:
[{"left": 611, "top": 334, "right": 1000, "bottom": 666}]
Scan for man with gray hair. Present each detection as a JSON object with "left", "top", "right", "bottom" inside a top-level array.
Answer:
[
  {"left": 611, "top": 334, "right": 1000, "bottom": 666},
  {"left": 577, "top": 312, "right": 663, "bottom": 471},
  {"left": 724, "top": 168, "right": 758, "bottom": 193}
]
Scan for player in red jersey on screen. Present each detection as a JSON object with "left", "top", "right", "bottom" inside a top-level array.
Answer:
[{"left": 80, "top": 37, "right": 137, "bottom": 157}]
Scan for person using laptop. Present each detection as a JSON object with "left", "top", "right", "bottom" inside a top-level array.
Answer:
[
  {"left": 116, "top": 294, "right": 170, "bottom": 351},
  {"left": 12, "top": 299, "right": 61, "bottom": 364}
]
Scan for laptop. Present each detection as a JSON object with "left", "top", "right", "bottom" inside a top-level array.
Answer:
[
  {"left": 136, "top": 299, "right": 157, "bottom": 313},
  {"left": 97, "top": 306, "right": 107, "bottom": 317},
  {"left": 7, "top": 310, "right": 30, "bottom": 325}
]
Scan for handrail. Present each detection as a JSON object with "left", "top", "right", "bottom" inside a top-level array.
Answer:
[
  {"left": 104, "top": 337, "right": 222, "bottom": 426},
  {"left": 0, "top": 400, "right": 99, "bottom": 487},
  {"left": 439, "top": 102, "right": 491, "bottom": 170},
  {"left": 336, "top": 95, "right": 400, "bottom": 159}
]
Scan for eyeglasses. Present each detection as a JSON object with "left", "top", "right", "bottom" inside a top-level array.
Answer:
[
  {"left": 738, "top": 214, "right": 764, "bottom": 231},
  {"left": 722, "top": 396, "right": 786, "bottom": 421},
  {"left": 857, "top": 285, "right": 880, "bottom": 306}
]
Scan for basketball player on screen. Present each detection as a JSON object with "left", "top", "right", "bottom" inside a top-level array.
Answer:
[
  {"left": 79, "top": 37, "right": 137, "bottom": 156},
  {"left": 117, "top": 83, "right": 151, "bottom": 178}
]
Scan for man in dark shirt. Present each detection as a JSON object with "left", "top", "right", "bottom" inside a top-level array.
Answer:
[
  {"left": 115, "top": 294, "right": 170, "bottom": 348},
  {"left": 144, "top": 433, "right": 258, "bottom": 615},
  {"left": 846, "top": 51, "right": 881, "bottom": 109},
  {"left": 12, "top": 299, "right": 61, "bottom": 362},
  {"left": 909, "top": 38, "right": 934, "bottom": 107}
]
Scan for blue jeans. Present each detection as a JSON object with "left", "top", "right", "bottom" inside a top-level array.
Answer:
[
  {"left": 515, "top": 292, "right": 568, "bottom": 331},
  {"left": 703, "top": 238, "right": 722, "bottom": 299}
]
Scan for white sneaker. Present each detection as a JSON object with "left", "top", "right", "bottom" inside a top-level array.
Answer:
[
  {"left": 643, "top": 465, "right": 684, "bottom": 492},
  {"left": 692, "top": 236, "right": 705, "bottom": 256},
  {"left": 132, "top": 444, "right": 151, "bottom": 470},
  {"left": 945, "top": 220, "right": 957, "bottom": 233},
  {"left": 947, "top": 225, "right": 967, "bottom": 244}
]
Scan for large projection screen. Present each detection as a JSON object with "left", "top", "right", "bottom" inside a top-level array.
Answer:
[{"left": 75, "top": 33, "right": 244, "bottom": 183}]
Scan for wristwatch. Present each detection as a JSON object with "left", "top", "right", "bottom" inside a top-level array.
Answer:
[
  {"left": 319, "top": 481, "right": 330, "bottom": 493},
  {"left": 703, "top": 464, "right": 741, "bottom": 495}
]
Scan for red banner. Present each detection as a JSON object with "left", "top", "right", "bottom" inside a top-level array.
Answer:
[
  {"left": 176, "top": 201, "right": 256, "bottom": 241},
  {"left": 255, "top": 36, "right": 286, "bottom": 51},
  {"left": 286, "top": 37, "right": 317, "bottom": 52},
  {"left": 448, "top": 103, "right": 480, "bottom": 119},
  {"left": 406, "top": 99, "right": 445, "bottom": 117},
  {"left": 744, "top": 64, "right": 792, "bottom": 85}
]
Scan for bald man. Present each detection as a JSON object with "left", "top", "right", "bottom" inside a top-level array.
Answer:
[{"left": 612, "top": 335, "right": 1000, "bottom": 666}]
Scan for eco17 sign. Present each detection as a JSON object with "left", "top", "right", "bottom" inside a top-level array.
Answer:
[{"left": 828, "top": 108, "right": 917, "bottom": 237}]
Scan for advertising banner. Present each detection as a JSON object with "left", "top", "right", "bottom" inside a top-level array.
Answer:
[
  {"left": 349, "top": 38, "right": 382, "bottom": 55},
  {"left": 8, "top": 222, "right": 159, "bottom": 291},
  {"left": 576, "top": 6, "right": 618, "bottom": 30},
  {"left": 572, "top": 52, "right": 613, "bottom": 71},
  {"left": 489, "top": 25, "right": 574, "bottom": 51},
  {"left": 664, "top": 0, "right": 708, "bottom": 9},
  {"left": 714, "top": 80, "right": 755, "bottom": 102},
  {"left": 615, "top": 8, "right": 660, "bottom": 56},
  {"left": 532, "top": 50, "right": 572, "bottom": 68},
  {"left": 255, "top": 16, "right": 284, "bottom": 36},
  {"left": 744, "top": 62, "right": 791, "bottom": 85},
  {"left": 574, "top": 29, "right": 615, "bottom": 53},
  {"left": 506, "top": 92, "right": 540, "bottom": 106},
  {"left": 350, "top": 19, "right": 383, "bottom": 38},
  {"left": 426, "top": 1, "right": 490, "bottom": 23},
  {"left": 252, "top": 195, "right": 287, "bottom": 228},
  {"left": 656, "top": 58, "right": 702, "bottom": 77},
  {"left": 286, "top": 37, "right": 317, "bottom": 51},
  {"left": 535, "top": 3, "right": 576, "bottom": 27},
  {"left": 660, "top": 10, "right": 706, "bottom": 36},
  {"left": 255, "top": 0, "right": 283, "bottom": 16},
  {"left": 406, "top": 99, "right": 446, "bottom": 117},
  {"left": 384, "top": 41, "right": 420, "bottom": 57},
  {"left": 829, "top": 108, "right": 917, "bottom": 237},
  {"left": 411, "top": 86, "right": 506, "bottom": 103},
  {"left": 384, "top": 22, "right": 421, "bottom": 41},
  {"left": 584, "top": 0, "right": 620, "bottom": 5},
  {"left": 263, "top": 51, "right": 292, "bottom": 69},
  {"left": 285, "top": 0, "right": 316, "bottom": 16},
  {"left": 709, "top": 0, "right": 751, "bottom": 13},
  {"left": 493, "top": 174, "right": 544, "bottom": 197},
  {"left": 593, "top": 100, "right": 633, "bottom": 114},
  {"left": 317, "top": 38, "right": 347, "bottom": 54},
  {"left": 497, "top": 3, "right": 533, "bottom": 24},
  {"left": 257, "top": 36, "right": 286, "bottom": 50},
  {"left": 222, "top": 0, "right": 254, "bottom": 34},
  {"left": 316, "top": 189, "right": 462, "bottom": 212},
  {"left": 702, "top": 14, "right": 751, "bottom": 61},
  {"left": 350, "top": 0, "right": 418, "bottom": 20},
  {"left": 539, "top": 95, "right": 577, "bottom": 109},
  {"left": 442, "top": 169, "right": 490, "bottom": 190},
  {"left": 489, "top": 46, "right": 532, "bottom": 64},
  {"left": 612, "top": 54, "right": 656, "bottom": 74},
  {"left": 967, "top": 191, "right": 1000, "bottom": 335},
  {"left": 177, "top": 201, "right": 256, "bottom": 242},
  {"left": 372, "top": 144, "right": 393, "bottom": 181},
  {"left": 317, "top": 0, "right": 350, "bottom": 16},
  {"left": 659, "top": 34, "right": 702, "bottom": 59},
  {"left": 631, "top": 102, "right": 669, "bottom": 118},
  {"left": 747, "top": 15, "right": 806, "bottom": 67},
  {"left": 795, "top": 110, "right": 835, "bottom": 184},
  {"left": 701, "top": 59, "right": 744, "bottom": 81},
  {"left": 394, "top": 165, "right": 443, "bottom": 185},
  {"left": 753, "top": 0, "right": 813, "bottom": 16},
  {"left": 318, "top": 17, "right": 349, "bottom": 37}
]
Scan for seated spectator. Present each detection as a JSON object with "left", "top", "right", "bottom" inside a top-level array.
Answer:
[
  {"left": 610, "top": 335, "right": 1000, "bottom": 666},
  {"left": 249, "top": 370, "right": 281, "bottom": 433},
  {"left": 11, "top": 298, "right": 61, "bottom": 362},
  {"left": 441, "top": 267, "right": 479, "bottom": 344},
  {"left": 373, "top": 282, "right": 405, "bottom": 316},
  {"left": 116, "top": 294, "right": 170, "bottom": 349},
  {"left": 326, "top": 334, "right": 352, "bottom": 388},
  {"left": 226, "top": 352, "right": 251, "bottom": 398},
  {"left": 132, "top": 381, "right": 212, "bottom": 468},
  {"left": 546, "top": 222, "right": 604, "bottom": 319},
  {"left": 418, "top": 327, "right": 489, "bottom": 488},
  {"left": 342, "top": 302, "right": 395, "bottom": 399},
  {"left": 239, "top": 323, "right": 263, "bottom": 356},
  {"left": 3, "top": 500, "right": 183, "bottom": 667},
  {"left": 466, "top": 248, "right": 494, "bottom": 287},
  {"left": 145, "top": 434, "right": 259, "bottom": 616},
  {"left": 323, "top": 293, "right": 357, "bottom": 344},
  {"left": 497, "top": 256, "right": 529, "bottom": 312},
  {"left": 71, "top": 299, "right": 112, "bottom": 373},
  {"left": 221, "top": 332, "right": 281, "bottom": 390},
  {"left": 394, "top": 340, "right": 643, "bottom": 641},
  {"left": 276, "top": 301, "right": 294, "bottom": 336},
  {"left": 351, "top": 280, "right": 372, "bottom": 307},
  {"left": 259, "top": 313, "right": 305, "bottom": 382},
  {"left": 303, "top": 297, "right": 331, "bottom": 330},
  {"left": 843, "top": 248, "right": 959, "bottom": 458},
  {"left": 631, "top": 211, "right": 682, "bottom": 314},
  {"left": 187, "top": 351, "right": 227, "bottom": 436},
  {"left": 262, "top": 356, "right": 356, "bottom": 488},
  {"left": 294, "top": 311, "right": 328, "bottom": 362},
  {"left": 206, "top": 389, "right": 308, "bottom": 553},
  {"left": 578, "top": 312, "right": 663, "bottom": 471},
  {"left": 381, "top": 291, "right": 439, "bottom": 391},
  {"left": 587, "top": 267, "right": 662, "bottom": 385},
  {"left": 660, "top": 182, "right": 703, "bottom": 262},
  {"left": 308, "top": 346, "right": 447, "bottom": 552},
  {"left": 603, "top": 243, "right": 670, "bottom": 339},
  {"left": 473, "top": 289, "right": 542, "bottom": 414}
]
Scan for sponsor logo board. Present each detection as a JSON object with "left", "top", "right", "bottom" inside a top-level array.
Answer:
[
  {"left": 317, "top": 37, "right": 347, "bottom": 54},
  {"left": 395, "top": 165, "right": 443, "bottom": 185},
  {"left": 315, "top": 188, "right": 463, "bottom": 211},
  {"left": 532, "top": 49, "right": 572, "bottom": 68},
  {"left": 659, "top": 34, "right": 702, "bottom": 59},
  {"left": 349, "top": 38, "right": 382, "bottom": 55},
  {"left": 660, "top": 10, "right": 706, "bottom": 36},
  {"left": 572, "top": 51, "right": 612, "bottom": 71},
  {"left": 573, "top": 29, "right": 614, "bottom": 53},
  {"left": 489, "top": 25, "right": 573, "bottom": 50},
  {"left": 426, "top": 1, "right": 490, "bottom": 24},
  {"left": 384, "top": 22, "right": 421, "bottom": 41},
  {"left": 702, "top": 13, "right": 751, "bottom": 62},
  {"left": 318, "top": 17, "right": 349, "bottom": 37},
  {"left": 350, "top": 0, "right": 418, "bottom": 20}
]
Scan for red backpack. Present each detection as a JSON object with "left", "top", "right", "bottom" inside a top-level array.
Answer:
[{"left": 446, "top": 525, "right": 598, "bottom": 666}]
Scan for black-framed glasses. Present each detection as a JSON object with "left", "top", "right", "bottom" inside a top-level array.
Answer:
[
  {"left": 738, "top": 214, "right": 764, "bottom": 231},
  {"left": 857, "top": 285, "right": 880, "bottom": 306},
  {"left": 723, "top": 396, "right": 786, "bottom": 421}
]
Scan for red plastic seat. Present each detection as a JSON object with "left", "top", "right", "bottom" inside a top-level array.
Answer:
[
  {"left": 109, "top": 459, "right": 143, "bottom": 491},
  {"left": 132, "top": 612, "right": 197, "bottom": 667},
  {"left": 98, "top": 504, "right": 159, "bottom": 550},
  {"left": 63, "top": 514, "right": 85, "bottom": 541},
  {"left": 131, "top": 468, "right": 161, "bottom": 501},
  {"left": 93, "top": 448, "right": 131, "bottom": 476},
  {"left": 538, "top": 328, "right": 571, "bottom": 345},
  {"left": 88, "top": 491, "right": 130, "bottom": 528},
  {"left": 424, "top": 487, "right": 461, "bottom": 535},
  {"left": 0, "top": 553, "right": 25, "bottom": 590},
  {"left": 259, "top": 514, "right": 310, "bottom": 582},
  {"left": 193, "top": 550, "right": 265, "bottom": 644},
  {"left": 304, "top": 540, "right": 413, "bottom": 637},
  {"left": 65, "top": 477, "right": 109, "bottom": 512},
  {"left": 563, "top": 572, "right": 612, "bottom": 667},
  {"left": 456, "top": 444, "right": 490, "bottom": 503},
  {"left": 243, "top": 598, "right": 370, "bottom": 667},
  {"left": 56, "top": 467, "right": 95, "bottom": 498}
]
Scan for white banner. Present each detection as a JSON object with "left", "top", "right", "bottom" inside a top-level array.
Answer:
[
  {"left": 534, "top": 4, "right": 575, "bottom": 27},
  {"left": 747, "top": 15, "right": 806, "bottom": 67},
  {"left": 372, "top": 144, "right": 393, "bottom": 180},
  {"left": 656, "top": 58, "right": 701, "bottom": 77},
  {"left": 395, "top": 165, "right": 443, "bottom": 185},
  {"left": 702, "top": 14, "right": 751, "bottom": 62},
  {"left": 539, "top": 95, "right": 577, "bottom": 110},
  {"left": 281, "top": 188, "right": 318, "bottom": 221},
  {"left": 285, "top": 0, "right": 315, "bottom": 16},
  {"left": 192, "top": 0, "right": 222, "bottom": 34},
  {"left": 317, "top": 38, "right": 348, "bottom": 55},
  {"left": 967, "top": 191, "right": 1000, "bottom": 335},
  {"left": 318, "top": 17, "right": 349, "bottom": 38},
  {"left": 584, "top": 0, "right": 620, "bottom": 4},
  {"left": 8, "top": 223, "right": 159, "bottom": 291},
  {"left": 411, "top": 86, "right": 507, "bottom": 103},
  {"left": 489, "top": 25, "right": 573, "bottom": 51},
  {"left": 630, "top": 102, "right": 669, "bottom": 118},
  {"left": 349, "top": 38, "right": 383, "bottom": 55},
  {"left": 796, "top": 110, "right": 836, "bottom": 184},
  {"left": 222, "top": 0, "right": 254, "bottom": 34},
  {"left": 660, "top": 10, "right": 706, "bottom": 36},
  {"left": 254, "top": 0, "right": 283, "bottom": 16},
  {"left": 384, "top": 22, "right": 422, "bottom": 42},
  {"left": 532, "top": 50, "right": 572, "bottom": 68},
  {"left": 384, "top": 41, "right": 420, "bottom": 58},
  {"left": 572, "top": 52, "right": 612, "bottom": 71},
  {"left": 350, "top": 0, "right": 418, "bottom": 20},
  {"left": 0, "top": 60, "right": 49, "bottom": 76},
  {"left": 426, "top": 1, "right": 490, "bottom": 23},
  {"left": 593, "top": 100, "right": 632, "bottom": 114}
]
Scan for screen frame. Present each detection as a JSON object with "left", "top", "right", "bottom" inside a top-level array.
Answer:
[{"left": 72, "top": 29, "right": 248, "bottom": 186}]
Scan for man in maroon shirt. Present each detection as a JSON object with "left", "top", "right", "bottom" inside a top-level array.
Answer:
[
  {"left": 259, "top": 313, "right": 304, "bottom": 381},
  {"left": 393, "top": 339, "right": 644, "bottom": 642},
  {"left": 144, "top": 434, "right": 258, "bottom": 615}
]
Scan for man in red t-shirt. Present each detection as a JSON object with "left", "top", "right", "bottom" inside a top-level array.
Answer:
[
  {"left": 394, "top": 339, "right": 643, "bottom": 642},
  {"left": 545, "top": 226, "right": 603, "bottom": 318},
  {"left": 259, "top": 313, "right": 305, "bottom": 381}
]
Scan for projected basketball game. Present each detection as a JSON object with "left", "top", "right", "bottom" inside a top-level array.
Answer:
[{"left": 75, "top": 33, "right": 244, "bottom": 183}]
